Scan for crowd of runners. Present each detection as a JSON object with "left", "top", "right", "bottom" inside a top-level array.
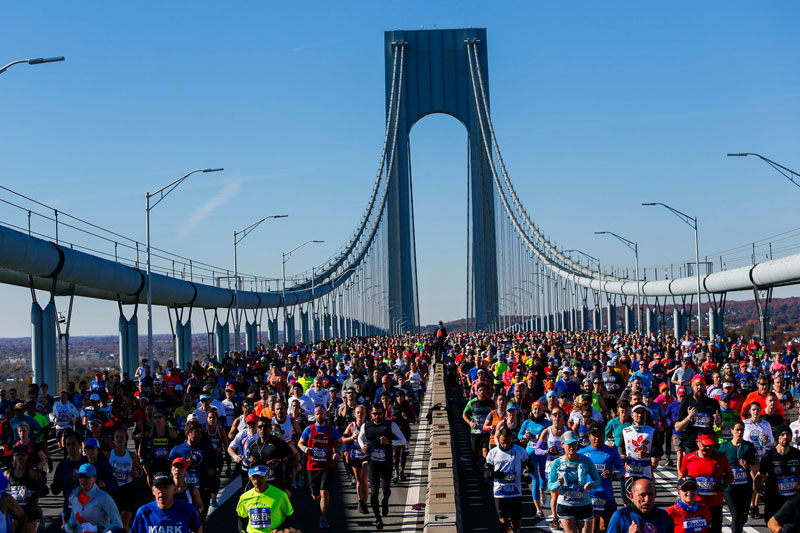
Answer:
[
  {"left": 0, "top": 329, "right": 437, "bottom": 532},
  {"left": 4, "top": 324, "right": 800, "bottom": 533},
  {"left": 452, "top": 330, "right": 800, "bottom": 533}
]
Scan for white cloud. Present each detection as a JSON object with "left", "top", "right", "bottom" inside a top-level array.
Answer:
[{"left": 179, "top": 179, "right": 241, "bottom": 237}]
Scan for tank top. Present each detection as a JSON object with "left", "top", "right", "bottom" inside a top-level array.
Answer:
[
  {"left": 110, "top": 449, "right": 133, "bottom": 486},
  {"left": 621, "top": 425, "right": 656, "bottom": 478},
  {"left": 148, "top": 427, "right": 172, "bottom": 463},
  {"left": 409, "top": 371, "right": 422, "bottom": 391},
  {"left": 348, "top": 423, "right": 368, "bottom": 461},
  {"left": 272, "top": 416, "right": 293, "bottom": 443},
  {"left": 6, "top": 469, "right": 34, "bottom": 506},
  {"left": 174, "top": 485, "right": 193, "bottom": 503},
  {"left": 206, "top": 426, "right": 223, "bottom": 454},
  {"left": 545, "top": 427, "right": 564, "bottom": 473},
  {"left": 306, "top": 424, "right": 336, "bottom": 470}
]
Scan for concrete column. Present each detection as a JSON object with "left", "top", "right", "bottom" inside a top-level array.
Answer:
[
  {"left": 606, "top": 304, "right": 616, "bottom": 334},
  {"left": 624, "top": 305, "right": 633, "bottom": 334},
  {"left": 593, "top": 308, "right": 602, "bottom": 331},
  {"left": 300, "top": 311, "right": 310, "bottom": 344},
  {"left": 646, "top": 309, "right": 657, "bottom": 335},
  {"left": 312, "top": 314, "right": 321, "bottom": 343},
  {"left": 673, "top": 309, "right": 686, "bottom": 339},
  {"left": 245, "top": 321, "right": 257, "bottom": 353}
]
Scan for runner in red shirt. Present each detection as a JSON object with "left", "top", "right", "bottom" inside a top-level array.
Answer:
[
  {"left": 667, "top": 475, "right": 711, "bottom": 533},
  {"left": 679, "top": 433, "right": 733, "bottom": 533}
]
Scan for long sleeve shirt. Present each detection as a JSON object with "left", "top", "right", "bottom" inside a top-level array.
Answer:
[
  {"left": 66, "top": 484, "right": 123, "bottom": 533},
  {"left": 357, "top": 421, "right": 407, "bottom": 449}
]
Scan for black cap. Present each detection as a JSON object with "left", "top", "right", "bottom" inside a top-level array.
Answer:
[
  {"left": 587, "top": 423, "right": 604, "bottom": 436},
  {"left": 152, "top": 472, "right": 173, "bottom": 487},
  {"left": 678, "top": 475, "right": 698, "bottom": 491},
  {"left": 618, "top": 400, "right": 631, "bottom": 409}
]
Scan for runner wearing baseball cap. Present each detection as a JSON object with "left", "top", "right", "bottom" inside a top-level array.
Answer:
[
  {"left": 236, "top": 465, "right": 294, "bottom": 533},
  {"left": 666, "top": 475, "right": 711, "bottom": 533},
  {"left": 679, "top": 433, "right": 733, "bottom": 533},
  {"left": 675, "top": 376, "right": 722, "bottom": 454},
  {"left": 131, "top": 471, "right": 202, "bottom": 533}
]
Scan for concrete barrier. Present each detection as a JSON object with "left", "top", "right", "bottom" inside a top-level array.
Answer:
[{"left": 424, "top": 363, "right": 459, "bottom": 533}]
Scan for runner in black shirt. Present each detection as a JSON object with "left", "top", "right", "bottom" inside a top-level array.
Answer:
[
  {"left": 675, "top": 375, "right": 722, "bottom": 454},
  {"left": 248, "top": 419, "right": 297, "bottom": 495}
]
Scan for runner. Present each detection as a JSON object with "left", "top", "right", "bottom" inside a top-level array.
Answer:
[
  {"left": 679, "top": 433, "right": 733, "bottom": 533},
  {"left": 297, "top": 406, "right": 342, "bottom": 529},
  {"left": 547, "top": 430, "right": 602, "bottom": 533},
  {"left": 235, "top": 465, "right": 294, "bottom": 533},
  {"left": 357, "top": 401, "right": 407, "bottom": 530},
  {"left": 485, "top": 427, "right": 531, "bottom": 533},
  {"left": 65, "top": 463, "right": 123, "bottom": 533},
  {"left": 759, "top": 424, "right": 800, "bottom": 525},
  {"left": 666, "top": 475, "right": 711, "bottom": 533},
  {"left": 719, "top": 419, "right": 758, "bottom": 533},
  {"left": 130, "top": 471, "right": 202, "bottom": 533},
  {"left": 606, "top": 478, "right": 672, "bottom": 533},
  {"left": 618, "top": 403, "right": 662, "bottom": 505},
  {"left": 462, "top": 382, "right": 493, "bottom": 465},
  {"left": 580, "top": 423, "right": 623, "bottom": 533}
]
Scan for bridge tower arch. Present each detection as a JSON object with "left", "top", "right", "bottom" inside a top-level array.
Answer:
[{"left": 385, "top": 28, "right": 498, "bottom": 332}]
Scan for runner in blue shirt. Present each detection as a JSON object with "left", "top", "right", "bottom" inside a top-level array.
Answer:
[
  {"left": 579, "top": 424, "right": 624, "bottom": 532},
  {"left": 607, "top": 478, "right": 673, "bottom": 533},
  {"left": 131, "top": 471, "right": 202, "bottom": 533}
]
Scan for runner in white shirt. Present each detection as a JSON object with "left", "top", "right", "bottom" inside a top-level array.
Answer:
[
  {"left": 485, "top": 427, "right": 530, "bottom": 533},
  {"left": 50, "top": 391, "right": 79, "bottom": 453}
]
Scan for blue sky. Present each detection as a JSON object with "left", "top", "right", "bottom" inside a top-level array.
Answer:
[{"left": 1, "top": 2, "right": 799, "bottom": 337}]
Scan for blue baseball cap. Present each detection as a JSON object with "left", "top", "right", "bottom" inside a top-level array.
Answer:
[
  {"left": 248, "top": 465, "right": 268, "bottom": 477},
  {"left": 77, "top": 463, "right": 96, "bottom": 477},
  {"left": 84, "top": 438, "right": 100, "bottom": 449}
]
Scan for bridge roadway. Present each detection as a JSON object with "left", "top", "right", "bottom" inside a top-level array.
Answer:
[{"left": 448, "top": 384, "right": 774, "bottom": 533}]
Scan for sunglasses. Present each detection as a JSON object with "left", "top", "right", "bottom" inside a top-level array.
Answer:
[
  {"left": 77, "top": 475, "right": 91, "bottom": 480},
  {"left": 257, "top": 425, "right": 269, "bottom": 430}
]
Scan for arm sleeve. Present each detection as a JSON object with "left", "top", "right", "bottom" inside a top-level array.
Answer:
[
  {"left": 357, "top": 428, "right": 367, "bottom": 449},
  {"left": 390, "top": 422, "right": 407, "bottom": 446},
  {"left": 546, "top": 458, "right": 562, "bottom": 492}
]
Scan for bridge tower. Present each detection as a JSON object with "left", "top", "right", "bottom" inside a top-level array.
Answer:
[{"left": 384, "top": 28, "right": 498, "bottom": 332}]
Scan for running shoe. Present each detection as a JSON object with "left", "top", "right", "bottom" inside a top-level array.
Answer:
[
  {"left": 359, "top": 502, "right": 369, "bottom": 514},
  {"left": 375, "top": 518, "right": 384, "bottom": 530},
  {"left": 210, "top": 498, "right": 218, "bottom": 507},
  {"left": 550, "top": 518, "right": 562, "bottom": 530},
  {"left": 382, "top": 500, "right": 390, "bottom": 517},
  {"left": 319, "top": 517, "right": 330, "bottom": 529}
]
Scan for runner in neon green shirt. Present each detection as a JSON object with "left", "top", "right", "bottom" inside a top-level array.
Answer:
[{"left": 236, "top": 465, "right": 294, "bottom": 532}]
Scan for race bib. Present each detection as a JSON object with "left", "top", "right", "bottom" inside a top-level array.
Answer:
[
  {"left": 10, "top": 485, "right": 26, "bottom": 505},
  {"left": 732, "top": 467, "right": 748, "bottom": 485},
  {"left": 248, "top": 506, "right": 272, "bottom": 529},
  {"left": 155, "top": 447, "right": 168, "bottom": 458},
  {"left": 114, "top": 470, "right": 129, "bottom": 483},
  {"left": 264, "top": 467, "right": 275, "bottom": 481},
  {"left": 683, "top": 517, "right": 707, "bottom": 533},
  {"left": 494, "top": 475, "right": 520, "bottom": 497},
  {"left": 184, "top": 471, "right": 200, "bottom": 486},
  {"left": 778, "top": 475, "right": 797, "bottom": 496},
  {"left": 696, "top": 476, "right": 716, "bottom": 495},
  {"left": 593, "top": 462, "right": 607, "bottom": 474},
  {"left": 57, "top": 413, "right": 69, "bottom": 424},
  {"left": 695, "top": 413, "right": 711, "bottom": 428},
  {"left": 626, "top": 462, "right": 645, "bottom": 475},
  {"left": 721, "top": 427, "right": 733, "bottom": 440},
  {"left": 370, "top": 449, "right": 387, "bottom": 462},
  {"left": 351, "top": 448, "right": 367, "bottom": 460},
  {"left": 563, "top": 489, "right": 584, "bottom": 503},
  {"left": 591, "top": 497, "right": 606, "bottom": 512},
  {"left": 311, "top": 447, "right": 328, "bottom": 462}
]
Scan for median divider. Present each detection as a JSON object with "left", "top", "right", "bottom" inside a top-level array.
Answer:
[{"left": 424, "top": 363, "right": 459, "bottom": 533}]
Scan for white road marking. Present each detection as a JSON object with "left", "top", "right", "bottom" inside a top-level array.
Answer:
[{"left": 207, "top": 473, "right": 242, "bottom": 516}]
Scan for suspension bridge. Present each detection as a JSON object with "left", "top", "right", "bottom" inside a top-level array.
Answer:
[{"left": 0, "top": 28, "right": 798, "bottom": 387}]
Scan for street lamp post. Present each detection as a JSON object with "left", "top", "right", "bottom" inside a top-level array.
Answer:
[
  {"left": 146, "top": 168, "right": 223, "bottom": 359},
  {"left": 282, "top": 240, "right": 324, "bottom": 341},
  {"left": 727, "top": 153, "right": 800, "bottom": 189},
  {"left": 233, "top": 214, "right": 288, "bottom": 351},
  {"left": 594, "top": 231, "right": 641, "bottom": 332},
  {"left": 642, "top": 202, "right": 702, "bottom": 339},
  {"left": 0, "top": 56, "right": 64, "bottom": 75}
]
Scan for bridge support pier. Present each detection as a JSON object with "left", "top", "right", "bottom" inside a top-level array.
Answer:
[
  {"left": 266, "top": 318, "right": 278, "bottom": 347},
  {"left": 118, "top": 312, "right": 139, "bottom": 378},
  {"left": 646, "top": 309, "right": 657, "bottom": 336},
  {"left": 547, "top": 314, "right": 554, "bottom": 332},
  {"left": 216, "top": 319, "right": 230, "bottom": 358},
  {"left": 581, "top": 307, "right": 589, "bottom": 330},
  {"left": 624, "top": 305, "right": 634, "bottom": 334},
  {"left": 323, "top": 313, "right": 331, "bottom": 340},
  {"left": 673, "top": 309, "right": 686, "bottom": 339},
  {"left": 175, "top": 319, "right": 192, "bottom": 369},
  {"left": 284, "top": 313, "right": 296, "bottom": 345},
  {"left": 312, "top": 313, "right": 321, "bottom": 343},
  {"left": 593, "top": 308, "right": 602, "bottom": 331},
  {"left": 300, "top": 311, "right": 309, "bottom": 344},
  {"left": 606, "top": 304, "right": 616, "bottom": 334},
  {"left": 245, "top": 320, "right": 258, "bottom": 353},
  {"left": 31, "top": 302, "right": 57, "bottom": 387}
]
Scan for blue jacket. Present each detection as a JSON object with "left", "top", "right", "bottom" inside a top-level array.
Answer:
[{"left": 607, "top": 505, "right": 673, "bottom": 533}]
